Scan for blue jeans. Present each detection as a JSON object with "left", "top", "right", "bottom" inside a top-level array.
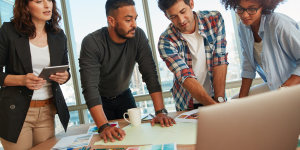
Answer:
[{"left": 101, "top": 88, "right": 137, "bottom": 120}]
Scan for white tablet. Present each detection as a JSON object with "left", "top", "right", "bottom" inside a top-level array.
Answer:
[{"left": 38, "top": 65, "right": 69, "bottom": 81}]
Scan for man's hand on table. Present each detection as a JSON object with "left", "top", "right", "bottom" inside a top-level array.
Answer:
[
  {"left": 100, "top": 126, "right": 126, "bottom": 143},
  {"left": 150, "top": 114, "right": 176, "bottom": 127}
]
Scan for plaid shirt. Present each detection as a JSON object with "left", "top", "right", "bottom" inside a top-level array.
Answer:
[{"left": 158, "top": 11, "right": 228, "bottom": 111}]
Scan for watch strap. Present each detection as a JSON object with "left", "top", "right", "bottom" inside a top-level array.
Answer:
[
  {"left": 155, "top": 108, "right": 168, "bottom": 116},
  {"left": 98, "top": 123, "right": 111, "bottom": 133}
]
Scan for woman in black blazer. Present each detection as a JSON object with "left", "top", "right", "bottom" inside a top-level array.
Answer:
[{"left": 0, "top": 0, "right": 70, "bottom": 149}]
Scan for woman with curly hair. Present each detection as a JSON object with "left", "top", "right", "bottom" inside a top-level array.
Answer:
[
  {"left": 221, "top": 0, "right": 300, "bottom": 98},
  {"left": 0, "top": 0, "right": 70, "bottom": 149}
]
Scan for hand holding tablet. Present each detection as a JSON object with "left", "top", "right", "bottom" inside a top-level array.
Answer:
[{"left": 38, "top": 65, "right": 69, "bottom": 81}]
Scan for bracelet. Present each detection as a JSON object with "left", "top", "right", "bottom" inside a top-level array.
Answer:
[{"left": 98, "top": 123, "right": 111, "bottom": 134}]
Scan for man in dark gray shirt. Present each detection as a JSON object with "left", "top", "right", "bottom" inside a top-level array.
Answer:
[{"left": 79, "top": 0, "right": 175, "bottom": 143}]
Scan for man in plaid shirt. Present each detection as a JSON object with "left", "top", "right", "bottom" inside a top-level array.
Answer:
[{"left": 158, "top": 0, "right": 229, "bottom": 111}]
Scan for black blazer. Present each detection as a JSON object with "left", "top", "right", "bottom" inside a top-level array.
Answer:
[{"left": 0, "top": 22, "right": 70, "bottom": 143}]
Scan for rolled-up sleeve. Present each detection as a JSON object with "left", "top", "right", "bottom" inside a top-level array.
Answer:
[
  {"left": 158, "top": 36, "right": 196, "bottom": 85},
  {"left": 79, "top": 35, "right": 102, "bottom": 109},
  {"left": 239, "top": 25, "right": 256, "bottom": 79},
  {"left": 212, "top": 12, "right": 228, "bottom": 67},
  {"left": 277, "top": 22, "right": 300, "bottom": 77},
  {"left": 0, "top": 23, "right": 9, "bottom": 86}
]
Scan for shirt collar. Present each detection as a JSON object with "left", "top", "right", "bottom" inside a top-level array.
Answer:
[{"left": 258, "top": 14, "right": 266, "bottom": 34}]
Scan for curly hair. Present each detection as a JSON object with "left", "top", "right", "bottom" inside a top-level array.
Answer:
[
  {"left": 11, "top": 0, "right": 62, "bottom": 38},
  {"left": 220, "top": 0, "right": 286, "bottom": 14}
]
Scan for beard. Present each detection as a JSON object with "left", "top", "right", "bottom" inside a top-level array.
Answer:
[{"left": 114, "top": 22, "right": 136, "bottom": 39}]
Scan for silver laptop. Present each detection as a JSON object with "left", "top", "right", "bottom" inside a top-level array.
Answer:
[{"left": 196, "top": 85, "right": 300, "bottom": 150}]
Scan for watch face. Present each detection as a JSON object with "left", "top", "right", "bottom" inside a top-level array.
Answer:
[{"left": 218, "top": 97, "right": 225, "bottom": 102}]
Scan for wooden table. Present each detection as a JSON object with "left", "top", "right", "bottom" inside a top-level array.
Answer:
[
  {"left": 30, "top": 111, "right": 195, "bottom": 150},
  {"left": 30, "top": 111, "right": 300, "bottom": 150}
]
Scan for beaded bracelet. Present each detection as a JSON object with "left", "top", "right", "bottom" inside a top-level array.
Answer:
[{"left": 98, "top": 123, "right": 111, "bottom": 133}]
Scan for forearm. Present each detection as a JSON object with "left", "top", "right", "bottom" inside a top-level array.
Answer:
[
  {"left": 89, "top": 105, "right": 108, "bottom": 129},
  {"left": 239, "top": 78, "right": 253, "bottom": 98},
  {"left": 3, "top": 74, "right": 24, "bottom": 86},
  {"left": 183, "top": 77, "right": 216, "bottom": 106},
  {"left": 212, "top": 64, "right": 227, "bottom": 100},
  {"left": 282, "top": 75, "right": 300, "bottom": 87},
  {"left": 150, "top": 91, "right": 165, "bottom": 111}
]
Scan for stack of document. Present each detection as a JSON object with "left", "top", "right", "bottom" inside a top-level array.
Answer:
[
  {"left": 51, "top": 134, "right": 93, "bottom": 150},
  {"left": 174, "top": 109, "right": 198, "bottom": 123}
]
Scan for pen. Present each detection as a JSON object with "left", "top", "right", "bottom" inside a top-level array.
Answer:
[
  {"left": 149, "top": 113, "right": 155, "bottom": 118},
  {"left": 86, "top": 146, "right": 91, "bottom": 150},
  {"left": 141, "top": 114, "right": 149, "bottom": 120},
  {"left": 80, "top": 146, "right": 86, "bottom": 150}
]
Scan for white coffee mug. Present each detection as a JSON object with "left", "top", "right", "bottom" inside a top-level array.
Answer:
[{"left": 123, "top": 108, "right": 141, "bottom": 126}]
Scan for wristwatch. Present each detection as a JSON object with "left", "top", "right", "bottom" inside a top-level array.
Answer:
[
  {"left": 155, "top": 108, "right": 168, "bottom": 116},
  {"left": 217, "top": 97, "right": 225, "bottom": 103}
]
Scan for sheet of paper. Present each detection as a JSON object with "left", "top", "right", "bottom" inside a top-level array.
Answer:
[
  {"left": 174, "top": 109, "right": 198, "bottom": 123},
  {"left": 110, "top": 121, "right": 119, "bottom": 128},
  {"left": 94, "top": 122, "right": 197, "bottom": 145},
  {"left": 51, "top": 134, "right": 93, "bottom": 150},
  {"left": 141, "top": 114, "right": 154, "bottom": 121},
  {"left": 87, "top": 121, "right": 119, "bottom": 135},
  {"left": 127, "top": 143, "right": 177, "bottom": 150}
]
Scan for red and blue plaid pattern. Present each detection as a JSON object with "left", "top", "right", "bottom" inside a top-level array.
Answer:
[{"left": 158, "top": 11, "right": 228, "bottom": 111}]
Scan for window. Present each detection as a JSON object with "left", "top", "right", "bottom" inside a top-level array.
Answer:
[
  {"left": 68, "top": 0, "right": 153, "bottom": 123},
  {"left": 136, "top": 97, "right": 176, "bottom": 115},
  {"left": 0, "top": 0, "right": 14, "bottom": 24},
  {"left": 0, "top": 0, "right": 298, "bottom": 137},
  {"left": 68, "top": 0, "right": 149, "bottom": 96},
  {"left": 147, "top": 1, "right": 242, "bottom": 100},
  {"left": 55, "top": 110, "right": 80, "bottom": 134},
  {"left": 55, "top": 0, "right": 77, "bottom": 107},
  {"left": 275, "top": 0, "right": 300, "bottom": 23}
]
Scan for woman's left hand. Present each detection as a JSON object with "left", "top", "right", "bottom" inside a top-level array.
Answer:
[{"left": 49, "top": 71, "right": 69, "bottom": 84}]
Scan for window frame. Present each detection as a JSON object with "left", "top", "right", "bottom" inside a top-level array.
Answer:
[{"left": 0, "top": 0, "right": 264, "bottom": 127}]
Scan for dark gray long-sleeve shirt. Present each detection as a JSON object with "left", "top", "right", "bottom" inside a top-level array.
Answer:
[{"left": 79, "top": 27, "right": 161, "bottom": 109}]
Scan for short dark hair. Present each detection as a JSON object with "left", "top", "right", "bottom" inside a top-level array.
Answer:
[
  {"left": 221, "top": 0, "right": 285, "bottom": 14},
  {"left": 11, "top": 0, "right": 62, "bottom": 38},
  {"left": 158, "top": 0, "right": 190, "bottom": 14},
  {"left": 105, "top": 0, "right": 135, "bottom": 17}
]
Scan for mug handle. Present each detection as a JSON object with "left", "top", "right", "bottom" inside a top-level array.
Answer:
[{"left": 123, "top": 112, "right": 130, "bottom": 123}]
